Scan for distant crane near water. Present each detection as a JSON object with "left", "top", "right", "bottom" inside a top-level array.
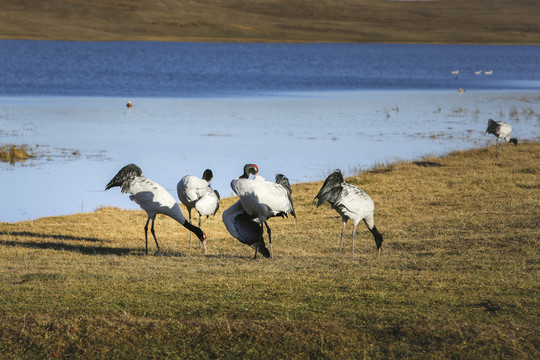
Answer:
[
  {"left": 224, "top": 164, "right": 296, "bottom": 259},
  {"left": 177, "top": 169, "right": 220, "bottom": 248},
  {"left": 105, "top": 164, "right": 207, "bottom": 254},
  {"left": 314, "top": 170, "right": 383, "bottom": 259},
  {"left": 485, "top": 119, "right": 518, "bottom": 157}
]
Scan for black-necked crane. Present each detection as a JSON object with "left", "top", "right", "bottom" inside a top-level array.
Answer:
[
  {"left": 225, "top": 164, "right": 296, "bottom": 258},
  {"left": 222, "top": 200, "right": 271, "bottom": 258},
  {"left": 314, "top": 170, "right": 383, "bottom": 259},
  {"left": 177, "top": 169, "right": 220, "bottom": 248},
  {"left": 485, "top": 119, "right": 518, "bottom": 157},
  {"left": 105, "top": 164, "right": 207, "bottom": 254}
]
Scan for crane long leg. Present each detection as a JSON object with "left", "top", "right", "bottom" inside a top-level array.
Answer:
[
  {"left": 264, "top": 221, "right": 273, "bottom": 258},
  {"left": 150, "top": 218, "right": 160, "bottom": 252},
  {"left": 351, "top": 222, "right": 359, "bottom": 260},
  {"left": 188, "top": 208, "right": 192, "bottom": 248},
  {"left": 254, "top": 242, "right": 260, "bottom": 259},
  {"left": 198, "top": 214, "right": 204, "bottom": 249},
  {"left": 144, "top": 218, "right": 151, "bottom": 254},
  {"left": 339, "top": 220, "right": 347, "bottom": 256}
]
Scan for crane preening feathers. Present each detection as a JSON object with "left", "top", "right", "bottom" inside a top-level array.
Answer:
[
  {"left": 177, "top": 169, "right": 220, "bottom": 248},
  {"left": 223, "top": 164, "right": 296, "bottom": 259},
  {"left": 314, "top": 170, "right": 383, "bottom": 259},
  {"left": 222, "top": 200, "right": 270, "bottom": 258},
  {"left": 485, "top": 119, "right": 518, "bottom": 157},
  {"left": 105, "top": 164, "right": 207, "bottom": 254}
]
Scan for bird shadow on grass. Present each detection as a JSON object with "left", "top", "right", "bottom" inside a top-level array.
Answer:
[
  {"left": 0, "top": 231, "right": 104, "bottom": 243},
  {"left": 0, "top": 239, "right": 134, "bottom": 256},
  {"left": 0, "top": 232, "right": 234, "bottom": 257},
  {"left": 200, "top": 253, "right": 259, "bottom": 260},
  {"left": 0, "top": 230, "right": 133, "bottom": 255},
  {"left": 412, "top": 161, "right": 445, "bottom": 167}
]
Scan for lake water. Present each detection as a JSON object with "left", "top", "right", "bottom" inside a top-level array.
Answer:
[{"left": 1, "top": 41, "right": 539, "bottom": 222}]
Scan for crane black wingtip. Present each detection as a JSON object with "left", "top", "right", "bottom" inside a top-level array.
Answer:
[
  {"left": 314, "top": 170, "right": 345, "bottom": 207},
  {"left": 105, "top": 163, "right": 142, "bottom": 191}
]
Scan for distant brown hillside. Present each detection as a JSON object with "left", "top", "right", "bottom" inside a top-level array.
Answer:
[{"left": 1, "top": 0, "right": 540, "bottom": 43}]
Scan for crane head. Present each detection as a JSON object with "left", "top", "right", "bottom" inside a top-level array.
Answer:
[
  {"left": 202, "top": 169, "right": 213, "bottom": 182},
  {"left": 200, "top": 231, "right": 207, "bottom": 248},
  {"left": 240, "top": 164, "right": 259, "bottom": 179}
]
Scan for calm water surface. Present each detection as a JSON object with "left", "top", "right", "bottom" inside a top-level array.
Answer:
[
  {"left": 2, "top": 41, "right": 540, "bottom": 96},
  {"left": 0, "top": 41, "right": 539, "bottom": 222}
]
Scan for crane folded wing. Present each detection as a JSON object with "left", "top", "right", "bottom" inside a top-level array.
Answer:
[{"left": 222, "top": 200, "right": 270, "bottom": 258}]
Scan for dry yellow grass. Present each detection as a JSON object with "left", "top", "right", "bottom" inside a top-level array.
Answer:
[
  {"left": 1, "top": 0, "right": 540, "bottom": 43},
  {"left": 0, "top": 144, "right": 31, "bottom": 164},
  {"left": 0, "top": 142, "right": 538, "bottom": 358}
]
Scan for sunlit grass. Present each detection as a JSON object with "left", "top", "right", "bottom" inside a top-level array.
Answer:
[
  {"left": 0, "top": 142, "right": 538, "bottom": 359},
  {"left": 0, "top": 144, "right": 31, "bottom": 163}
]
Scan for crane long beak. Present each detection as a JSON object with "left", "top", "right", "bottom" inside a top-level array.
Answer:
[{"left": 201, "top": 239, "right": 207, "bottom": 253}]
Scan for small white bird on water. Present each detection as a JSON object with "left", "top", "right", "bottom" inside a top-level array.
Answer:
[
  {"left": 105, "top": 164, "right": 207, "bottom": 254},
  {"left": 226, "top": 164, "right": 296, "bottom": 258},
  {"left": 485, "top": 119, "right": 518, "bottom": 157},
  {"left": 314, "top": 170, "right": 383, "bottom": 259},
  {"left": 177, "top": 169, "right": 220, "bottom": 248}
]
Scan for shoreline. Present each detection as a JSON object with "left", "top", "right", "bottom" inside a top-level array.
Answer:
[
  {"left": 2, "top": 141, "right": 539, "bottom": 225},
  {"left": 2, "top": 36, "right": 540, "bottom": 46}
]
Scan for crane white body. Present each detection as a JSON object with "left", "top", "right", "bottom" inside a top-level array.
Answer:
[
  {"left": 231, "top": 175, "right": 294, "bottom": 223},
  {"left": 177, "top": 170, "right": 220, "bottom": 248},
  {"left": 314, "top": 170, "right": 383, "bottom": 259},
  {"left": 130, "top": 177, "right": 187, "bottom": 223},
  {"left": 485, "top": 119, "right": 518, "bottom": 157}
]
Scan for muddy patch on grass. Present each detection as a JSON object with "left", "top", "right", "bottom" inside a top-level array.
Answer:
[
  {"left": 0, "top": 143, "right": 108, "bottom": 166},
  {"left": 0, "top": 144, "right": 32, "bottom": 164}
]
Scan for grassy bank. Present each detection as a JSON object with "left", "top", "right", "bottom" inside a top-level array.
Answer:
[
  {"left": 1, "top": 0, "right": 540, "bottom": 43},
  {"left": 0, "top": 142, "right": 538, "bottom": 358}
]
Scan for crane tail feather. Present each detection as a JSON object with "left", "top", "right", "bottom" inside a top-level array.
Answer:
[
  {"left": 314, "top": 170, "right": 344, "bottom": 207},
  {"left": 105, "top": 164, "right": 142, "bottom": 192}
]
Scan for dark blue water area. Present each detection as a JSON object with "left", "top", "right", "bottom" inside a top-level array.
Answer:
[{"left": 0, "top": 40, "right": 539, "bottom": 97}]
